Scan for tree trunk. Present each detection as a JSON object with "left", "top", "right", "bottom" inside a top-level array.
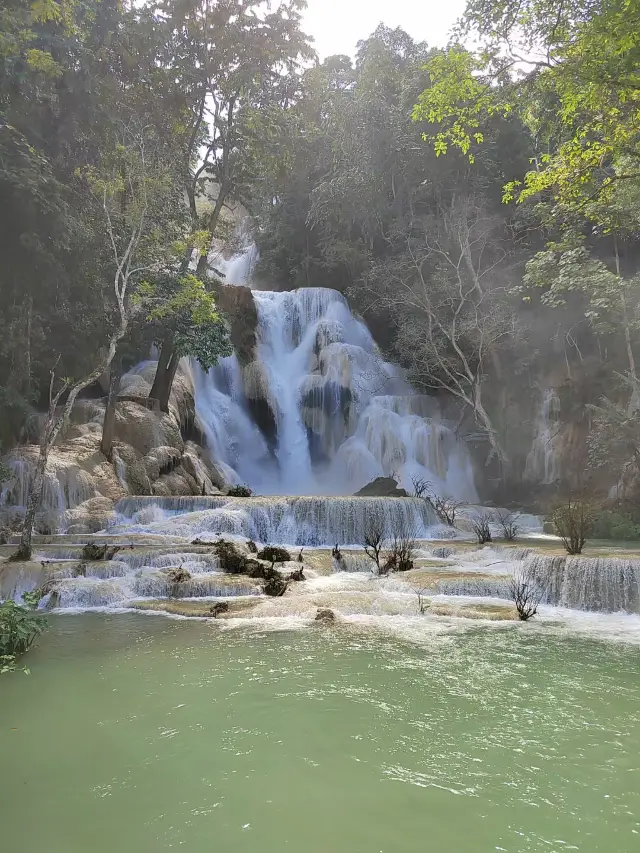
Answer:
[
  {"left": 158, "top": 352, "right": 180, "bottom": 414},
  {"left": 100, "top": 365, "right": 122, "bottom": 462},
  {"left": 149, "top": 338, "right": 180, "bottom": 414},
  {"left": 11, "top": 439, "right": 48, "bottom": 562},
  {"left": 196, "top": 181, "right": 229, "bottom": 278},
  {"left": 149, "top": 336, "right": 173, "bottom": 408},
  {"left": 614, "top": 232, "right": 639, "bottom": 415},
  {"left": 474, "top": 382, "right": 509, "bottom": 475}
]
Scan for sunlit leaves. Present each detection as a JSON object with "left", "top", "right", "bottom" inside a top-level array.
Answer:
[{"left": 412, "top": 48, "right": 511, "bottom": 163}]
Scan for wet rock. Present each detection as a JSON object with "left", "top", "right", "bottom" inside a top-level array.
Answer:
[
  {"left": 264, "top": 576, "right": 289, "bottom": 597},
  {"left": 256, "top": 545, "right": 291, "bottom": 564},
  {"left": 81, "top": 543, "right": 121, "bottom": 561},
  {"left": 208, "top": 601, "right": 229, "bottom": 618},
  {"left": 217, "top": 284, "right": 258, "bottom": 367},
  {"left": 246, "top": 540, "right": 258, "bottom": 553},
  {"left": 64, "top": 497, "right": 117, "bottom": 534},
  {"left": 72, "top": 563, "right": 87, "bottom": 578},
  {"left": 286, "top": 567, "right": 305, "bottom": 582},
  {"left": 214, "top": 539, "right": 254, "bottom": 574},
  {"left": 167, "top": 566, "right": 192, "bottom": 584},
  {"left": 354, "top": 477, "right": 409, "bottom": 497},
  {"left": 315, "top": 608, "right": 336, "bottom": 623}
]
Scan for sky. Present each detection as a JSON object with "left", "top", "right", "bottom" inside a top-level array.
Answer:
[{"left": 301, "top": 0, "right": 467, "bottom": 60}]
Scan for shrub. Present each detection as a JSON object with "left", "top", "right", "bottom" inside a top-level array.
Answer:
[
  {"left": 590, "top": 510, "right": 640, "bottom": 541},
  {"left": 383, "top": 521, "right": 418, "bottom": 573},
  {"left": 0, "top": 593, "right": 46, "bottom": 673},
  {"left": 410, "top": 476, "right": 432, "bottom": 498},
  {"left": 510, "top": 568, "right": 544, "bottom": 621},
  {"left": 227, "top": 485, "right": 253, "bottom": 497},
  {"left": 256, "top": 545, "right": 291, "bottom": 565},
  {"left": 495, "top": 510, "right": 521, "bottom": 542},
  {"left": 431, "top": 494, "right": 467, "bottom": 527},
  {"left": 551, "top": 498, "right": 597, "bottom": 555},
  {"left": 471, "top": 512, "right": 494, "bottom": 545},
  {"left": 167, "top": 566, "right": 191, "bottom": 584},
  {"left": 360, "top": 510, "right": 386, "bottom": 573}
]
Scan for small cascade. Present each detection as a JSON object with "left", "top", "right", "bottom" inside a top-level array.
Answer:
[
  {"left": 526, "top": 555, "right": 640, "bottom": 612},
  {"left": 0, "top": 456, "right": 96, "bottom": 512},
  {"left": 195, "top": 282, "right": 477, "bottom": 498},
  {"left": 114, "top": 495, "right": 438, "bottom": 546},
  {"left": 524, "top": 389, "right": 562, "bottom": 485}
]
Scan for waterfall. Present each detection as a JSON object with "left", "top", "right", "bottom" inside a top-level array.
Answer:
[
  {"left": 524, "top": 389, "right": 561, "bottom": 485},
  {"left": 0, "top": 456, "right": 96, "bottom": 513},
  {"left": 526, "top": 555, "right": 640, "bottom": 612},
  {"left": 196, "top": 280, "right": 478, "bottom": 499},
  {"left": 114, "top": 495, "right": 438, "bottom": 546}
]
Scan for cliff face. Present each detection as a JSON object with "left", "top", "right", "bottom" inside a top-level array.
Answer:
[
  {"left": 0, "top": 360, "right": 225, "bottom": 537},
  {"left": 217, "top": 285, "right": 259, "bottom": 366}
]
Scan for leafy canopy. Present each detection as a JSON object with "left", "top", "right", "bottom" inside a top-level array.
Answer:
[
  {"left": 414, "top": 1, "right": 640, "bottom": 219},
  {"left": 138, "top": 273, "right": 232, "bottom": 369}
]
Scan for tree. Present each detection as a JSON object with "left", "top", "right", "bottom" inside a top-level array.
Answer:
[
  {"left": 416, "top": 1, "right": 640, "bottom": 215},
  {"left": 362, "top": 194, "right": 516, "bottom": 468},
  {"left": 361, "top": 508, "right": 387, "bottom": 573},
  {"left": 510, "top": 566, "right": 543, "bottom": 621},
  {"left": 145, "top": 273, "right": 232, "bottom": 413},
  {"left": 471, "top": 511, "right": 494, "bottom": 544},
  {"left": 551, "top": 496, "right": 597, "bottom": 555},
  {"left": 12, "top": 119, "right": 178, "bottom": 561}
]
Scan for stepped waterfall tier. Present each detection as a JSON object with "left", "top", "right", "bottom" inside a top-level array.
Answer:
[
  {"left": 195, "top": 286, "right": 477, "bottom": 498},
  {"left": 114, "top": 495, "right": 438, "bottom": 545}
]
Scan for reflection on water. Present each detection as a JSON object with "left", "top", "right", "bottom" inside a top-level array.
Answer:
[{"left": 1, "top": 614, "right": 639, "bottom": 853}]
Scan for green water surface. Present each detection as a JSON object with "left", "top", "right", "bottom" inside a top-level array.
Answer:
[{"left": 1, "top": 614, "right": 639, "bottom": 853}]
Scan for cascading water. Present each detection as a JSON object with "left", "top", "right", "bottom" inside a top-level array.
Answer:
[
  {"left": 196, "top": 282, "right": 477, "bottom": 499},
  {"left": 114, "top": 495, "right": 438, "bottom": 546},
  {"left": 524, "top": 388, "right": 561, "bottom": 485}
]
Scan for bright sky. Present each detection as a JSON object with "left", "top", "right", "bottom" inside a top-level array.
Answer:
[{"left": 301, "top": 0, "right": 467, "bottom": 60}]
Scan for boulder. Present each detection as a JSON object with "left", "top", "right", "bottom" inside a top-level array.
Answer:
[
  {"left": 208, "top": 601, "right": 230, "bottom": 618},
  {"left": 264, "top": 576, "right": 288, "bottom": 597},
  {"left": 63, "top": 497, "right": 116, "bottom": 534},
  {"left": 217, "top": 285, "right": 259, "bottom": 366},
  {"left": 256, "top": 545, "right": 291, "bottom": 564},
  {"left": 354, "top": 477, "right": 409, "bottom": 497},
  {"left": 81, "top": 543, "right": 121, "bottom": 561},
  {"left": 167, "top": 566, "right": 192, "bottom": 584},
  {"left": 315, "top": 608, "right": 336, "bottom": 623}
]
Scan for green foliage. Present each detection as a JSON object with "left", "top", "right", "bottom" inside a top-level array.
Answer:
[
  {"left": 417, "top": 1, "right": 640, "bottom": 218},
  {"left": 0, "top": 594, "right": 46, "bottom": 672},
  {"left": 227, "top": 484, "right": 253, "bottom": 498},
  {"left": 591, "top": 511, "right": 640, "bottom": 541},
  {"left": 140, "top": 273, "right": 232, "bottom": 370},
  {"left": 412, "top": 48, "right": 512, "bottom": 163}
]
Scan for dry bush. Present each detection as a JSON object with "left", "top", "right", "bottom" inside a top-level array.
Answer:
[
  {"left": 411, "top": 476, "right": 432, "bottom": 499},
  {"left": 431, "top": 495, "right": 467, "bottom": 527},
  {"left": 551, "top": 497, "right": 597, "bottom": 555},
  {"left": 361, "top": 509, "right": 387, "bottom": 573},
  {"left": 383, "top": 519, "right": 418, "bottom": 573},
  {"left": 471, "top": 511, "right": 494, "bottom": 545},
  {"left": 411, "top": 586, "right": 430, "bottom": 614},
  {"left": 510, "top": 567, "right": 544, "bottom": 621},
  {"left": 496, "top": 510, "right": 521, "bottom": 541}
]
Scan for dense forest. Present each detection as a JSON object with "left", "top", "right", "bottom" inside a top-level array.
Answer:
[{"left": 2, "top": 0, "right": 640, "bottom": 552}]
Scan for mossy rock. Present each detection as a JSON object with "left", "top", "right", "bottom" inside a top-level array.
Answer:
[
  {"left": 256, "top": 545, "right": 291, "bottom": 564},
  {"left": 81, "top": 543, "right": 121, "bottom": 561}
]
